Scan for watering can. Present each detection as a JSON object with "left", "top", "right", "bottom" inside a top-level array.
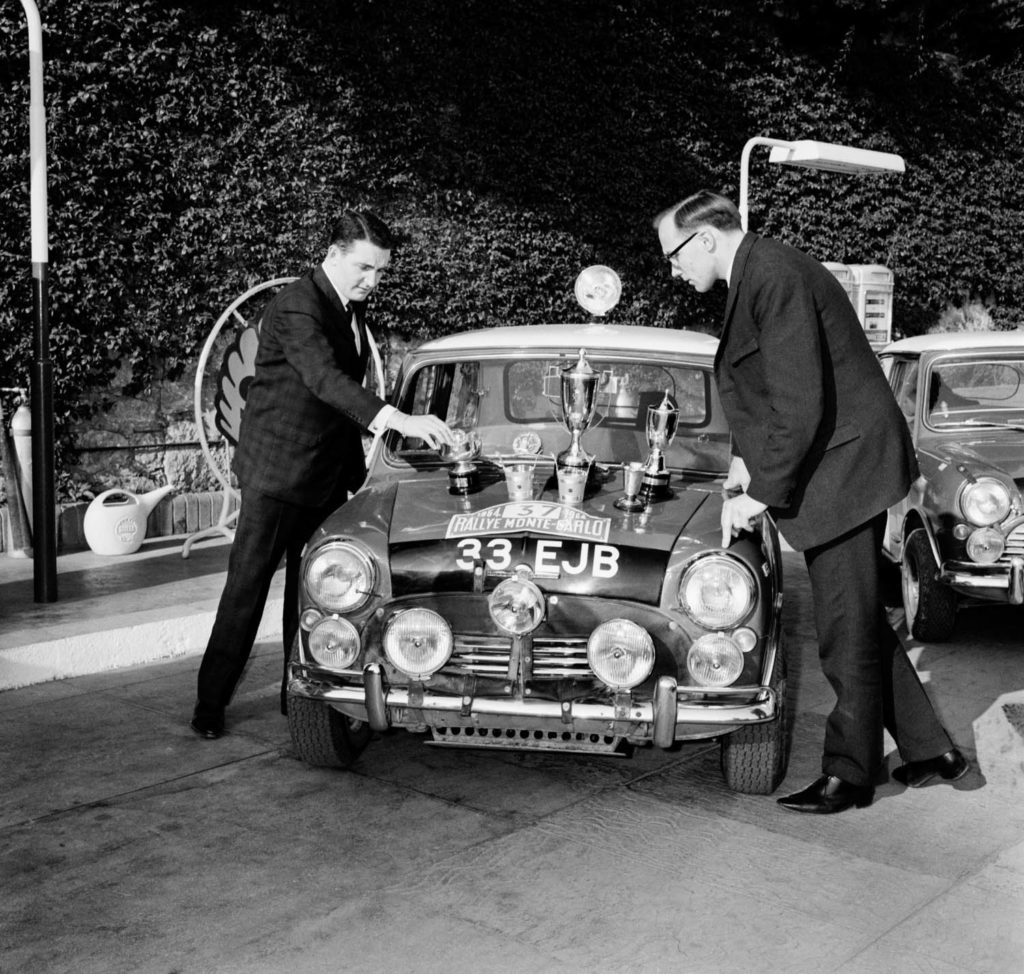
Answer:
[{"left": 83, "top": 485, "right": 175, "bottom": 556}]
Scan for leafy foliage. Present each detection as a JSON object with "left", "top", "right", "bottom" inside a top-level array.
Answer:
[{"left": 1, "top": 0, "right": 1022, "bottom": 467}]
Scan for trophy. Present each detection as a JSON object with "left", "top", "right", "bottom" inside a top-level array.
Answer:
[
  {"left": 639, "top": 390, "right": 679, "bottom": 503},
  {"left": 445, "top": 428, "right": 482, "bottom": 495},
  {"left": 615, "top": 461, "right": 646, "bottom": 512},
  {"left": 556, "top": 348, "right": 600, "bottom": 504}
]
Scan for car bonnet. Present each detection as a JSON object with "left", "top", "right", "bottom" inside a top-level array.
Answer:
[{"left": 382, "top": 472, "right": 718, "bottom": 604}]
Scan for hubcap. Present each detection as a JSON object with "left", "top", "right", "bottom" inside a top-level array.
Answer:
[{"left": 903, "top": 556, "right": 920, "bottom": 622}]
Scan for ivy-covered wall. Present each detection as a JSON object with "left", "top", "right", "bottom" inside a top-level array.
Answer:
[{"left": 1, "top": 0, "right": 1022, "bottom": 498}]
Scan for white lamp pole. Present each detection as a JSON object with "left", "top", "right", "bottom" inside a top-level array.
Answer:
[
  {"left": 739, "top": 136, "right": 907, "bottom": 230},
  {"left": 19, "top": 0, "right": 58, "bottom": 601}
]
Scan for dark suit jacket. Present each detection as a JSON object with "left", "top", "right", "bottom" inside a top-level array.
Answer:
[
  {"left": 714, "top": 233, "right": 918, "bottom": 551},
  {"left": 232, "top": 267, "right": 387, "bottom": 507}
]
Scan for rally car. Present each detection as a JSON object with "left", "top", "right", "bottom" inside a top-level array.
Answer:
[
  {"left": 286, "top": 323, "right": 788, "bottom": 794},
  {"left": 881, "top": 331, "right": 1024, "bottom": 641}
]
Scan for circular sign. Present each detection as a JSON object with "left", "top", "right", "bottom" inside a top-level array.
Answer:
[
  {"left": 512, "top": 431, "right": 543, "bottom": 456},
  {"left": 574, "top": 265, "right": 622, "bottom": 316}
]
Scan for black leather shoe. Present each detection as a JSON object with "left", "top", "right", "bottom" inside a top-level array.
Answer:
[
  {"left": 892, "top": 748, "right": 968, "bottom": 788},
  {"left": 189, "top": 711, "right": 224, "bottom": 740},
  {"left": 777, "top": 775, "right": 874, "bottom": 814}
]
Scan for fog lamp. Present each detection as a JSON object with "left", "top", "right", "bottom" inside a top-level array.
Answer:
[
  {"left": 488, "top": 573, "right": 545, "bottom": 635},
  {"left": 383, "top": 608, "right": 453, "bottom": 679},
  {"left": 687, "top": 634, "right": 744, "bottom": 687},
  {"left": 308, "top": 617, "right": 360, "bottom": 670},
  {"left": 587, "top": 619, "right": 655, "bottom": 690},
  {"left": 966, "top": 527, "right": 1005, "bottom": 564}
]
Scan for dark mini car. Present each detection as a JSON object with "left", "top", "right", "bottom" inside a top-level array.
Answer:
[
  {"left": 286, "top": 324, "right": 788, "bottom": 794},
  {"left": 881, "top": 332, "right": 1024, "bottom": 641}
]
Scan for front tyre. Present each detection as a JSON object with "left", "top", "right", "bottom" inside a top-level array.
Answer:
[
  {"left": 287, "top": 640, "right": 372, "bottom": 768},
  {"left": 902, "top": 528, "right": 956, "bottom": 642},
  {"left": 720, "top": 640, "right": 789, "bottom": 795}
]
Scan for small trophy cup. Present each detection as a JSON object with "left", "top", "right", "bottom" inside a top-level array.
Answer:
[
  {"left": 445, "top": 428, "right": 482, "bottom": 495},
  {"left": 639, "top": 390, "right": 679, "bottom": 503},
  {"left": 556, "top": 348, "right": 600, "bottom": 503},
  {"left": 615, "top": 461, "right": 646, "bottom": 512}
]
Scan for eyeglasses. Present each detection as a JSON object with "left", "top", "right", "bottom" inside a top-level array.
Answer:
[{"left": 665, "top": 230, "right": 700, "bottom": 263}]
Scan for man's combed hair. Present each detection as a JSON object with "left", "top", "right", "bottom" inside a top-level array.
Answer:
[
  {"left": 329, "top": 209, "right": 399, "bottom": 252},
  {"left": 653, "top": 191, "right": 742, "bottom": 233}
]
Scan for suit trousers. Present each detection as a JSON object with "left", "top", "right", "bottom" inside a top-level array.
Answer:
[
  {"left": 803, "top": 512, "right": 953, "bottom": 787},
  {"left": 195, "top": 482, "right": 348, "bottom": 720}
]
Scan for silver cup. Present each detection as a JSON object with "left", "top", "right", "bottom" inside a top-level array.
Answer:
[
  {"left": 615, "top": 460, "right": 646, "bottom": 512},
  {"left": 556, "top": 456, "right": 591, "bottom": 505},
  {"left": 640, "top": 390, "right": 679, "bottom": 502},
  {"left": 557, "top": 348, "right": 599, "bottom": 472},
  {"left": 503, "top": 461, "right": 536, "bottom": 502}
]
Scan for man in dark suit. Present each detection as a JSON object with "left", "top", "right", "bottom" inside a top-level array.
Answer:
[
  {"left": 654, "top": 191, "right": 967, "bottom": 813},
  {"left": 190, "top": 209, "right": 455, "bottom": 740}
]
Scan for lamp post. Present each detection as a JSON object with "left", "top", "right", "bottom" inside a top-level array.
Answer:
[
  {"left": 18, "top": 0, "right": 57, "bottom": 602},
  {"left": 738, "top": 137, "right": 906, "bottom": 231}
]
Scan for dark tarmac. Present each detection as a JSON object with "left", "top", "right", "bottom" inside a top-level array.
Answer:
[{"left": 1, "top": 539, "right": 1022, "bottom": 974}]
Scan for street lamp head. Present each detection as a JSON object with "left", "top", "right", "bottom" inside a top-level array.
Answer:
[{"left": 767, "top": 140, "right": 906, "bottom": 176}]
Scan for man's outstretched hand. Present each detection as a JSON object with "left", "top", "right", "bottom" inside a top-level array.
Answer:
[
  {"left": 720, "top": 491, "right": 767, "bottom": 548},
  {"left": 396, "top": 413, "right": 457, "bottom": 451}
]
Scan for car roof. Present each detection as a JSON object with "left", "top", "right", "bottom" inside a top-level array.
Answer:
[
  {"left": 416, "top": 324, "right": 719, "bottom": 358},
  {"left": 882, "top": 331, "right": 1024, "bottom": 355}
]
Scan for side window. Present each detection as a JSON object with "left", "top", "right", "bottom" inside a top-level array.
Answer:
[
  {"left": 394, "top": 364, "right": 452, "bottom": 454},
  {"left": 890, "top": 360, "right": 919, "bottom": 431}
]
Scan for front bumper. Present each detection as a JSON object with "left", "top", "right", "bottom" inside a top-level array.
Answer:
[
  {"left": 289, "top": 662, "right": 780, "bottom": 749},
  {"left": 940, "top": 555, "right": 1024, "bottom": 604}
]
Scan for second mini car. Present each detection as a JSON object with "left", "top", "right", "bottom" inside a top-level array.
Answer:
[{"left": 881, "top": 331, "right": 1024, "bottom": 640}]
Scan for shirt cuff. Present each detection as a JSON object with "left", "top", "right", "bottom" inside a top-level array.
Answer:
[{"left": 368, "top": 404, "right": 399, "bottom": 435}]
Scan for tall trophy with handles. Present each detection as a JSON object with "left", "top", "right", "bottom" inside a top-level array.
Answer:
[
  {"left": 639, "top": 390, "right": 679, "bottom": 503},
  {"left": 556, "top": 349, "right": 599, "bottom": 504}
]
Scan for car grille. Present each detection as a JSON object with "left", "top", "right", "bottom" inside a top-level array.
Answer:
[
  {"left": 1001, "top": 523, "right": 1024, "bottom": 564},
  {"left": 444, "top": 634, "right": 592, "bottom": 681}
]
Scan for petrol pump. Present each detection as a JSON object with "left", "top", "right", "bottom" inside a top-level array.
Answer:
[{"left": 825, "top": 262, "right": 895, "bottom": 350}]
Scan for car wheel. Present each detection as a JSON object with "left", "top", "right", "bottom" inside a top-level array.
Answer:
[
  {"left": 902, "top": 528, "right": 956, "bottom": 642},
  {"left": 286, "top": 641, "right": 373, "bottom": 768},
  {"left": 720, "top": 640, "right": 790, "bottom": 795}
]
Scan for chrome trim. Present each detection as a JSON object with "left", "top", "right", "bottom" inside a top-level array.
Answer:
[
  {"left": 1011, "top": 557, "right": 1024, "bottom": 605},
  {"left": 291, "top": 667, "right": 779, "bottom": 742},
  {"left": 364, "top": 662, "right": 388, "bottom": 732},
  {"left": 939, "top": 570, "right": 1011, "bottom": 590},
  {"left": 652, "top": 676, "right": 677, "bottom": 748},
  {"left": 939, "top": 557, "right": 1024, "bottom": 604}
]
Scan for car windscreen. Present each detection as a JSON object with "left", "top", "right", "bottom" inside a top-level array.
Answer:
[
  {"left": 390, "top": 354, "right": 732, "bottom": 474},
  {"left": 925, "top": 357, "right": 1024, "bottom": 431}
]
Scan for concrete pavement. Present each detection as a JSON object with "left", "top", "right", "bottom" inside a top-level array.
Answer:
[
  {"left": 0, "top": 536, "right": 283, "bottom": 690},
  {"left": 1, "top": 541, "right": 1022, "bottom": 973}
]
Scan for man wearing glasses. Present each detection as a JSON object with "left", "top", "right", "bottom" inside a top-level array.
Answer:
[{"left": 653, "top": 190, "right": 967, "bottom": 814}]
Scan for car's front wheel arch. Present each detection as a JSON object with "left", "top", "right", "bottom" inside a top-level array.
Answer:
[{"left": 902, "top": 527, "right": 957, "bottom": 642}]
